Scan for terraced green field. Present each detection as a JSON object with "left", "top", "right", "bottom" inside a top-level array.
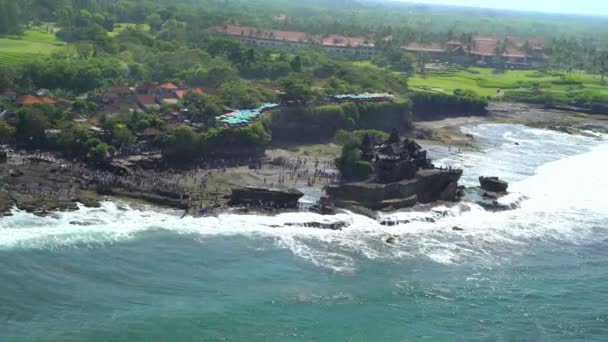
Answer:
[
  {"left": 409, "top": 67, "right": 608, "bottom": 98},
  {"left": 0, "top": 28, "right": 65, "bottom": 66}
]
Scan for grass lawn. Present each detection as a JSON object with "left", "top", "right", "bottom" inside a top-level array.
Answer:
[
  {"left": 109, "top": 23, "right": 151, "bottom": 37},
  {"left": 0, "top": 27, "right": 65, "bottom": 66},
  {"left": 409, "top": 67, "right": 608, "bottom": 98}
]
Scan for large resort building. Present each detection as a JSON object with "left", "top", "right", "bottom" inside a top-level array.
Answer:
[
  {"left": 213, "top": 24, "right": 548, "bottom": 68},
  {"left": 214, "top": 25, "right": 380, "bottom": 60}
]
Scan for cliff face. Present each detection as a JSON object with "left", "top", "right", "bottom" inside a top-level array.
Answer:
[
  {"left": 267, "top": 101, "right": 412, "bottom": 144},
  {"left": 326, "top": 169, "right": 462, "bottom": 211}
]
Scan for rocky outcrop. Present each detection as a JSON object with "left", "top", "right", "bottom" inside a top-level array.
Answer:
[
  {"left": 326, "top": 169, "right": 462, "bottom": 211},
  {"left": 479, "top": 176, "right": 508, "bottom": 193},
  {"left": 230, "top": 187, "right": 304, "bottom": 209}
]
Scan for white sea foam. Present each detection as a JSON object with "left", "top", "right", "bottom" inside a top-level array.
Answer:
[{"left": 0, "top": 125, "right": 607, "bottom": 272}]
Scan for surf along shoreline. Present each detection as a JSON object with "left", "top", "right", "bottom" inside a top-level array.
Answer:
[{"left": 1, "top": 102, "right": 606, "bottom": 218}]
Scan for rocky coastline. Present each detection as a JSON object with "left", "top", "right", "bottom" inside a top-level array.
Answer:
[{"left": 1, "top": 101, "right": 605, "bottom": 219}]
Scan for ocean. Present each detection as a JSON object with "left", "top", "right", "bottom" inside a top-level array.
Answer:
[{"left": 1, "top": 124, "right": 607, "bottom": 341}]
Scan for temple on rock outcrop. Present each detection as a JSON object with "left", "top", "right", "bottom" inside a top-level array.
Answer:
[
  {"left": 360, "top": 129, "right": 435, "bottom": 184},
  {"left": 327, "top": 129, "right": 463, "bottom": 212}
]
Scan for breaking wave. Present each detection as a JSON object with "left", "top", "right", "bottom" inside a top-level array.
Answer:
[{"left": 0, "top": 125, "right": 607, "bottom": 272}]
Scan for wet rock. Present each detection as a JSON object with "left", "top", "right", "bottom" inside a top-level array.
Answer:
[
  {"left": 452, "top": 226, "right": 464, "bottom": 231},
  {"left": 230, "top": 187, "right": 304, "bottom": 209},
  {"left": 69, "top": 221, "right": 96, "bottom": 226},
  {"left": 284, "top": 221, "right": 347, "bottom": 230},
  {"left": 327, "top": 169, "right": 463, "bottom": 212},
  {"left": 386, "top": 236, "right": 398, "bottom": 244},
  {"left": 8, "top": 169, "right": 23, "bottom": 177},
  {"left": 309, "top": 203, "right": 337, "bottom": 215},
  {"left": 477, "top": 200, "right": 513, "bottom": 212},
  {"left": 479, "top": 176, "right": 508, "bottom": 193},
  {"left": 377, "top": 195, "right": 418, "bottom": 211},
  {"left": 549, "top": 125, "right": 575, "bottom": 135},
  {"left": 0, "top": 150, "right": 7, "bottom": 163},
  {"left": 482, "top": 192, "right": 499, "bottom": 200}
]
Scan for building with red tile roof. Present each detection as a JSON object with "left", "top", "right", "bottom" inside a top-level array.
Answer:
[
  {"left": 102, "top": 85, "right": 134, "bottom": 103},
  {"left": 212, "top": 25, "right": 378, "bottom": 59},
  {"left": 215, "top": 25, "right": 310, "bottom": 44},
  {"left": 142, "top": 127, "right": 161, "bottom": 138},
  {"left": 39, "top": 96, "right": 57, "bottom": 104},
  {"left": 137, "top": 94, "right": 160, "bottom": 112},
  {"left": 321, "top": 35, "right": 374, "bottom": 48},
  {"left": 400, "top": 35, "right": 547, "bottom": 68},
  {"left": 403, "top": 42, "right": 445, "bottom": 53},
  {"left": 15, "top": 95, "right": 57, "bottom": 105},
  {"left": 175, "top": 90, "right": 186, "bottom": 99},
  {"left": 160, "top": 83, "right": 178, "bottom": 90}
]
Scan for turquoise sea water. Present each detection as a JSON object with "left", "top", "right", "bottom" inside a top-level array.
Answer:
[{"left": 1, "top": 124, "right": 607, "bottom": 341}]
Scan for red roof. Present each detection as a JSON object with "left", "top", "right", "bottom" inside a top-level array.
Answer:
[
  {"left": 471, "top": 36, "right": 543, "bottom": 58},
  {"left": 137, "top": 94, "right": 157, "bottom": 105},
  {"left": 160, "top": 83, "right": 178, "bottom": 90},
  {"left": 322, "top": 35, "right": 374, "bottom": 48},
  {"left": 215, "top": 25, "right": 310, "bottom": 43},
  {"left": 403, "top": 42, "right": 445, "bottom": 53},
  {"left": 16, "top": 95, "right": 41, "bottom": 105},
  {"left": 142, "top": 127, "right": 161, "bottom": 137},
  {"left": 15, "top": 95, "right": 56, "bottom": 105},
  {"left": 39, "top": 96, "right": 57, "bottom": 104}
]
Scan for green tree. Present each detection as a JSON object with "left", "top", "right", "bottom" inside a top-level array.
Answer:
[
  {"left": 183, "top": 92, "right": 223, "bottom": 126},
  {"left": 87, "top": 142, "right": 110, "bottom": 164},
  {"left": 156, "top": 125, "right": 200, "bottom": 162},
  {"left": 218, "top": 80, "right": 272, "bottom": 108},
  {"left": 0, "top": 119, "right": 15, "bottom": 144},
  {"left": 57, "top": 123, "right": 93, "bottom": 157},
  {"left": 112, "top": 125, "right": 136, "bottom": 147},
  {"left": 279, "top": 77, "right": 314, "bottom": 104},
  {"left": 147, "top": 13, "right": 163, "bottom": 33},
  {"left": 15, "top": 107, "right": 50, "bottom": 146},
  {"left": 336, "top": 143, "right": 371, "bottom": 181},
  {"left": 290, "top": 55, "right": 303, "bottom": 72}
]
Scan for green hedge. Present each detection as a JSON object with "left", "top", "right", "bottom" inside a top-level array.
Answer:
[
  {"left": 409, "top": 91, "right": 488, "bottom": 119},
  {"left": 201, "top": 122, "right": 271, "bottom": 158}
]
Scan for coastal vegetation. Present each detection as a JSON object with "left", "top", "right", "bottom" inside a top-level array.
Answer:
[{"left": 1, "top": 0, "right": 607, "bottom": 169}]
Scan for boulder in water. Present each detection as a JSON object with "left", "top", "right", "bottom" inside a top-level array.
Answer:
[
  {"left": 479, "top": 176, "right": 508, "bottom": 193},
  {"left": 385, "top": 236, "right": 398, "bottom": 244}
]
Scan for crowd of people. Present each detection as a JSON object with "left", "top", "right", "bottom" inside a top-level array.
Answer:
[{"left": 2, "top": 147, "right": 341, "bottom": 215}]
